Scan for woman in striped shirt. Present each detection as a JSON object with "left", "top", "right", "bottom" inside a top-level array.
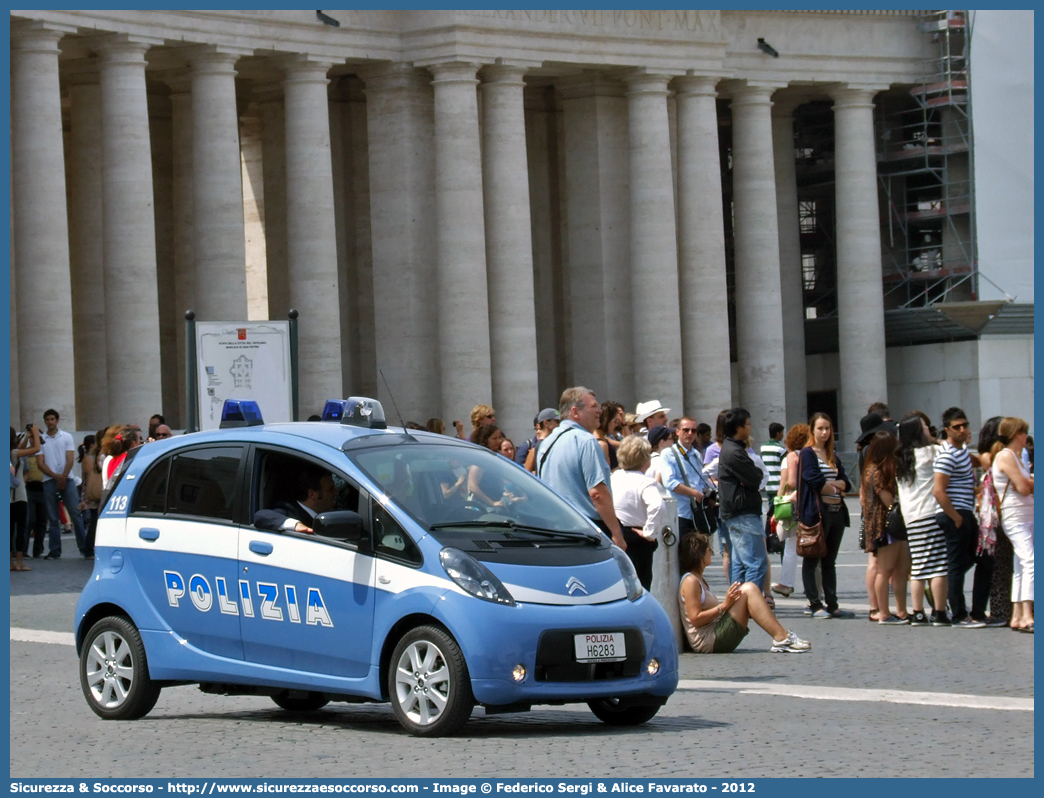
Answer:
[{"left": 896, "top": 412, "right": 949, "bottom": 626}]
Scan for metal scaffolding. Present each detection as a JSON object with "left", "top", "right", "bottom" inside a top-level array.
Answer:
[{"left": 876, "top": 9, "right": 977, "bottom": 308}]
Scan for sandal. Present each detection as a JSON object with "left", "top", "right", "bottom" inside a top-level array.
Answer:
[
  {"left": 869, "top": 609, "right": 880, "bottom": 622},
  {"left": 16, "top": 564, "right": 30, "bottom": 571}
]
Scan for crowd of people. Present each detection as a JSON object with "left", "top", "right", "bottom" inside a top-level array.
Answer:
[
  {"left": 9, "top": 411, "right": 168, "bottom": 567},
  {"left": 423, "top": 389, "right": 1034, "bottom": 646},
  {"left": 11, "top": 392, "right": 1034, "bottom": 645}
]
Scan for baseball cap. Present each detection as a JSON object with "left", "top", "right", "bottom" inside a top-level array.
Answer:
[{"left": 535, "top": 408, "right": 560, "bottom": 424}]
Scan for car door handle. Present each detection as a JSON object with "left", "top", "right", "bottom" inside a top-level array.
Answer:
[
  {"left": 138, "top": 527, "right": 160, "bottom": 541},
  {"left": 249, "top": 540, "right": 274, "bottom": 556},
  {"left": 378, "top": 576, "right": 391, "bottom": 585}
]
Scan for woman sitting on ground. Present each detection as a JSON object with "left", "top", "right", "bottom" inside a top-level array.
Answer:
[{"left": 678, "top": 531, "right": 811, "bottom": 654}]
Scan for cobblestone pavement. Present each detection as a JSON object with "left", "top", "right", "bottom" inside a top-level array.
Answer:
[{"left": 9, "top": 535, "right": 1034, "bottom": 778}]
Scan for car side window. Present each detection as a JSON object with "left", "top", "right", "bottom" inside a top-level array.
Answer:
[
  {"left": 252, "top": 448, "right": 362, "bottom": 532},
  {"left": 133, "top": 457, "right": 170, "bottom": 514},
  {"left": 371, "top": 497, "right": 422, "bottom": 566},
  {"left": 166, "top": 447, "right": 243, "bottom": 522}
]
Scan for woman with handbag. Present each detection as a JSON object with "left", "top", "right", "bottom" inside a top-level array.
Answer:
[
  {"left": 611, "top": 436, "right": 666, "bottom": 591},
  {"left": 896, "top": 412, "right": 949, "bottom": 626},
  {"left": 990, "top": 417, "right": 1034, "bottom": 633},
  {"left": 771, "top": 423, "right": 810, "bottom": 599},
  {"left": 798, "top": 413, "right": 853, "bottom": 619},
  {"left": 978, "top": 417, "right": 1012, "bottom": 625},
  {"left": 80, "top": 431, "right": 106, "bottom": 560},
  {"left": 11, "top": 426, "right": 41, "bottom": 571},
  {"left": 861, "top": 430, "right": 910, "bottom": 624}
]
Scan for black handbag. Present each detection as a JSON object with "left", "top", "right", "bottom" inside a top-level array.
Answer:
[{"left": 886, "top": 497, "right": 907, "bottom": 541}]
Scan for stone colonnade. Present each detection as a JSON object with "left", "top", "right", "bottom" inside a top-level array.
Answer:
[{"left": 9, "top": 19, "right": 887, "bottom": 446}]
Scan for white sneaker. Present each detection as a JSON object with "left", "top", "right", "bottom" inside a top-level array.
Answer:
[{"left": 771, "top": 630, "right": 811, "bottom": 653}]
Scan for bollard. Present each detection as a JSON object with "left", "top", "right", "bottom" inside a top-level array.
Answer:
[{"left": 650, "top": 485, "right": 684, "bottom": 652}]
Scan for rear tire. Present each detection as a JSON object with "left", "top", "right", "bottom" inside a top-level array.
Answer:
[
  {"left": 271, "top": 692, "right": 329, "bottom": 712},
  {"left": 388, "top": 625, "right": 474, "bottom": 736},
  {"left": 79, "top": 616, "right": 161, "bottom": 720},
  {"left": 587, "top": 698, "right": 661, "bottom": 726}
]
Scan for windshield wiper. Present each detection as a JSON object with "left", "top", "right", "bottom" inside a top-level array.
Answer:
[{"left": 428, "top": 520, "right": 601, "bottom": 543}]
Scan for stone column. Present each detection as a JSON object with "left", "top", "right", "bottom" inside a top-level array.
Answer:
[
  {"left": 772, "top": 93, "right": 808, "bottom": 427},
  {"left": 558, "top": 75, "right": 632, "bottom": 406},
  {"left": 150, "top": 92, "right": 178, "bottom": 423},
  {"left": 674, "top": 74, "right": 731, "bottom": 424},
  {"left": 168, "top": 75, "right": 195, "bottom": 426},
  {"left": 832, "top": 85, "right": 888, "bottom": 448},
  {"left": 254, "top": 89, "right": 289, "bottom": 321},
  {"left": 189, "top": 48, "right": 247, "bottom": 321},
  {"left": 480, "top": 64, "right": 540, "bottom": 443},
  {"left": 96, "top": 36, "right": 164, "bottom": 425},
  {"left": 239, "top": 112, "right": 269, "bottom": 321},
  {"left": 728, "top": 81, "right": 788, "bottom": 438},
  {"left": 524, "top": 85, "right": 563, "bottom": 409},
  {"left": 345, "top": 78, "right": 377, "bottom": 397},
  {"left": 623, "top": 71, "right": 684, "bottom": 415},
  {"left": 281, "top": 57, "right": 343, "bottom": 417},
  {"left": 11, "top": 23, "right": 77, "bottom": 426},
  {"left": 429, "top": 62, "right": 493, "bottom": 426},
  {"left": 67, "top": 76, "right": 109, "bottom": 431},
  {"left": 359, "top": 64, "right": 439, "bottom": 422}
]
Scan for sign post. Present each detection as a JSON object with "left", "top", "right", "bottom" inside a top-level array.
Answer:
[
  {"left": 191, "top": 319, "right": 294, "bottom": 431},
  {"left": 184, "top": 310, "right": 198, "bottom": 433}
]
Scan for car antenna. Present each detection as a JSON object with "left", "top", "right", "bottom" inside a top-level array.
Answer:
[{"left": 379, "top": 368, "right": 416, "bottom": 440}]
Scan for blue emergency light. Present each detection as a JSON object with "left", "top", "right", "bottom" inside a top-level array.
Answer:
[
  {"left": 218, "top": 399, "right": 264, "bottom": 428},
  {"left": 321, "top": 397, "right": 387, "bottom": 429}
]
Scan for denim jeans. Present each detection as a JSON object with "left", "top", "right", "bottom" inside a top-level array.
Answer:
[
  {"left": 936, "top": 509, "right": 990, "bottom": 621},
  {"left": 42, "top": 479, "right": 87, "bottom": 556},
  {"left": 721, "top": 513, "right": 768, "bottom": 589},
  {"left": 24, "top": 483, "right": 49, "bottom": 557}
]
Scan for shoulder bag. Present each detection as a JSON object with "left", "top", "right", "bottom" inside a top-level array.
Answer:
[
  {"left": 670, "top": 445, "right": 711, "bottom": 534},
  {"left": 795, "top": 449, "right": 828, "bottom": 559}
]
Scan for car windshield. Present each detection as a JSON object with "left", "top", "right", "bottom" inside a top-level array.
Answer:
[{"left": 348, "top": 442, "right": 596, "bottom": 536}]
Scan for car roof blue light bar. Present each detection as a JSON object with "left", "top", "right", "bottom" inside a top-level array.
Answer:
[
  {"left": 219, "top": 399, "right": 264, "bottom": 428},
  {"left": 323, "top": 397, "right": 387, "bottom": 429}
]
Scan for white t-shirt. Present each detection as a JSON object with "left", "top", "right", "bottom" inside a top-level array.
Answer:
[
  {"left": 897, "top": 444, "right": 941, "bottom": 523},
  {"left": 38, "top": 428, "right": 75, "bottom": 483}
]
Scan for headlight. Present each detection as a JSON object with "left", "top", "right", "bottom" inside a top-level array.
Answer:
[
  {"left": 610, "top": 546, "right": 644, "bottom": 601},
  {"left": 440, "top": 547, "right": 516, "bottom": 606}
]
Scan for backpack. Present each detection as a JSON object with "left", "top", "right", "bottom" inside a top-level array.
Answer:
[{"left": 976, "top": 470, "right": 1001, "bottom": 556}]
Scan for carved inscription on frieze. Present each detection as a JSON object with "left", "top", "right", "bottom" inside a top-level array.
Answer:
[{"left": 459, "top": 9, "right": 722, "bottom": 36}]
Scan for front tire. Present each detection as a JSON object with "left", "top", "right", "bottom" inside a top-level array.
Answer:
[
  {"left": 271, "top": 692, "right": 329, "bottom": 712},
  {"left": 388, "top": 625, "right": 473, "bottom": 736},
  {"left": 587, "top": 698, "right": 661, "bottom": 726},
  {"left": 79, "top": 616, "right": 161, "bottom": 720}
]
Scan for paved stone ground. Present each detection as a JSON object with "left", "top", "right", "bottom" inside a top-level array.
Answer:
[{"left": 9, "top": 534, "right": 1034, "bottom": 778}]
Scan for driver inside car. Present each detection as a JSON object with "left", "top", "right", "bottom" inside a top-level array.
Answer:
[{"left": 254, "top": 464, "right": 336, "bottom": 534}]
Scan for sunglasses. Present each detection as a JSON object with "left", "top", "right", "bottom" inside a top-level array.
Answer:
[
  {"left": 680, "top": 427, "right": 697, "bottom": 434},
  {"left": 948, "top": 422, "right": 969, "bottom": 431}
]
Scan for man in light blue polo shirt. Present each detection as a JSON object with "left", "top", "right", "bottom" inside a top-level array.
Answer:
[
  {"left": 537, "top": 386, "right": 627, "bottom": 550},
  {"left": 660, "top": 416, "right": 714, "bottom": 540}
]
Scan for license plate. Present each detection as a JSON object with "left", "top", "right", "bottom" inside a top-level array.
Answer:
[{"left": 574, "top": 632, "right": 626, "bottom": 663}]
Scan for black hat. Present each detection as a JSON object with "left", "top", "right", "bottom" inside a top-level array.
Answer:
[
  {"left": 856, "top": 413, "right": 897, "bottom": 447},
  {"left": 648, "top": 425, "right": 673, "bottom": 447}
]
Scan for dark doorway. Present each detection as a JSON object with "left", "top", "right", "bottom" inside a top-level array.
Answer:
[{"left": 806, "top": 390, "right": 838, "bottom": 428}]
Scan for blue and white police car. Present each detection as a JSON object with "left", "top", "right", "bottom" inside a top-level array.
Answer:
[{"left": 75, "top": 398, "right": 678, "bottom": 736}]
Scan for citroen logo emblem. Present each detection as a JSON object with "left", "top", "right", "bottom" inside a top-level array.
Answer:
[{"left": 566, "top": 577, "right": 588, "bottom": 596}]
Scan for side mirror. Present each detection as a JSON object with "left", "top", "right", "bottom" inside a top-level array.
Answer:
[{"left": 312, "top": 510, "right": 365, "bottom": 542}]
